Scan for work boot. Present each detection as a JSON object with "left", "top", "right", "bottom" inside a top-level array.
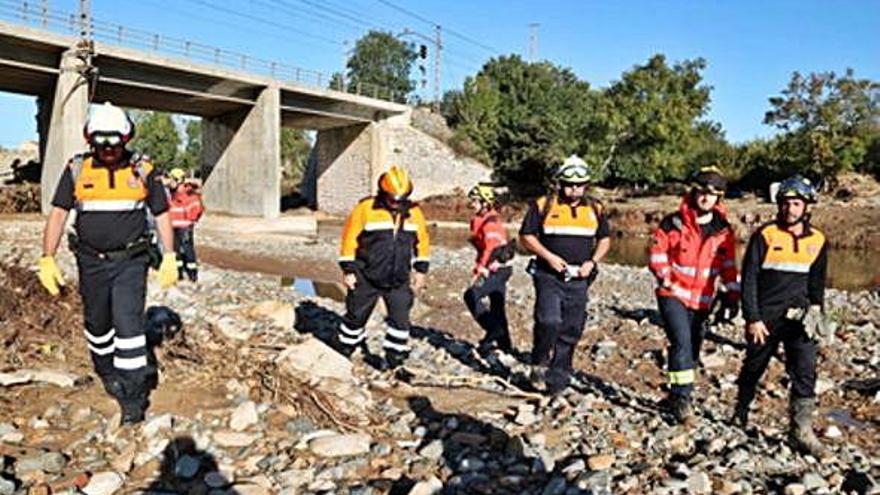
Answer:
[
  {"left": 731, "top": 389, "right": 755, "bottom": 429},
  {"left": 378, "top": 352, "right": 407, "bottom": 371},
  {"left": 669, "top": 394, "right": 692, "bottom": 424},
  {"left": 788, "top": 397, "right": 827, "bottom": 457},
  {"left": 119, "top": 399, "right": 146, "bottom": 426},
  {"left": 529, "top": 365, "right": 548, "bottom": 392}
]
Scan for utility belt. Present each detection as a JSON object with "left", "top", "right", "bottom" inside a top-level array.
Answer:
[{"left": 68, "top": 232, "right": 161, "bottom": 268}]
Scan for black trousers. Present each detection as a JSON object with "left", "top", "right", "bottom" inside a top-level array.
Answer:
[
  {"left": 657, "top": 296, "right": 709, "bottom": 397},
  {"left": 736, "top": 318, "right": 817, "bottom": 401},
  {"left": 173, "top": 227, "right": 198, "bottom": 281},
  {"left": 531, "top": 268, "right": 590, "bottom": 390},
  {"left": 463, "top": 267, "right": 511, "bottom": 349},
  {"left": 339, "top": 272, "right": 414, "bottom": 357},
  {"left": 77, "top": 252, "right": 152, "bottom": 409}
]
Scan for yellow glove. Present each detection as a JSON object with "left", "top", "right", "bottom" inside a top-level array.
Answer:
[
  {"left": 158, "top": 253, "right": 178, "bottom": 289},
  {"left": 38, "top": 256, "right": 65, "bottom": 296}
]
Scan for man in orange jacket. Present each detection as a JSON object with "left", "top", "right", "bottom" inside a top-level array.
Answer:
[
  {"left": 337, "top": 166, "right": 430, "bottom": 370},
  {"left": 648, "top": 166, "right": 740, "bottom": 423},
  {"left": 463, "top": 184, "right": 515, "bottom": 354},
  {"left": 167, "top": 168, "right": 204, "bottom": 282}
]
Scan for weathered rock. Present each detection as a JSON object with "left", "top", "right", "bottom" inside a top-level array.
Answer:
[
  {"left": 244, "top": 300, "right": 294, "bottom": 329},
  {"left": 15, "top": 452, "right": 66, "bottom": 475},
  {"left": 687, "top": 471, "right": 712, "bottom": 494},
  {"left": 0, "top": 369, "right": 78, "bottom": 388},
  {"left": 234, "top": 483, "right": 271, "bottom": 495},
  {"left": 142, "top": 414, "right": 173, "bottom": 437},
  {"left": 213, "top": 431, "right": 261, "bottom": 448},
  {"left": 783, "top": 483, "right": 806, "bottom": 495},
  {"left": 408, "top": 476, "right": 443, "bottom": 495},
  {"left": 0, "top": 477, "right": 14, "bottom": 495},
  {"left": 230, "top": 401, "right": 260, "bottom": 431},
  {"left": 418, "top": 440, "right": 444, "bottom": 461},
  {"left": 587, "top": 453, "right": 614, "bottom": 471},
  {"left": 81, "top": 472, "right": 124, "bottom": 495},
  {"left": 309, "top": 433, "right": 371, "bottom": 458}
]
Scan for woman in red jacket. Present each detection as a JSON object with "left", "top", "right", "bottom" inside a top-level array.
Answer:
[
  {"left": 648, "top": 166, "right": 740, "bottom": 423},
  {"left": 464, "top": 184, "right": 515, "bottom": 354}
]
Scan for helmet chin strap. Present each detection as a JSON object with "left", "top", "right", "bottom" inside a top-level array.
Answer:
[{"left": 777, "top": 206, "right": 809, "bottom": 227}]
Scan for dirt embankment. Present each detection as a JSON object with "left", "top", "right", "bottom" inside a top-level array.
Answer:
[{"left": 419, "top": 173, "right": 880, "bottom": 251}]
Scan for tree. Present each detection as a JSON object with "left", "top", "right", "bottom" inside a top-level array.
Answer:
[
  {"left": 346, "top": 30, "right": 416, "bottom": 101},
  {"left": 763, "top": 69, "right": 879, "bottom": 183},
  {"left": 179, "top": 119, "right": 202, "bottom": 173},
  {"left": 280, "top": 128, "right": 311, "bottom": 193},
  {"left": 129, "top": 110, "right": 180, "bottom": 168},
  {"left": 445, "top": 55, "right": 597, "bottom": 194},
  {"left": 591, "top": 54, "right": 715, "bottom": 186}
]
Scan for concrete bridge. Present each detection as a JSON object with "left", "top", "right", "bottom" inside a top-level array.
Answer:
[{"left": 0, "top": 20, "right": 416, "bottom": 217}]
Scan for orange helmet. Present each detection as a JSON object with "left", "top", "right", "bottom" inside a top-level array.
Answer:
[{"left": 378, "top": 166, "right": 413, "bottom": 200}]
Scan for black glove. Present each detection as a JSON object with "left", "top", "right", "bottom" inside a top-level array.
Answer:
[{"left": 715, "top": 293, "right": 740, "bottom": 323}]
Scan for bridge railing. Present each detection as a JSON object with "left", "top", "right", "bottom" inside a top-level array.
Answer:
[{"left": 0, "top": 0, "right": 407, "bottom": 104}]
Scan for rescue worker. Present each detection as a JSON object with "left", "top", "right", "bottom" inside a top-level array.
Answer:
[
  {"left": 648, "top": 166, "right": 740, "bottom": 423},
  {"left": 37, "top": 102, "right": 178, "bottom": 425},
  {"left": 337, "top": 166, "right": 430, "bottom": 370},
  {"left": 167, "top": 168, "right": 204, "bottom": 282},
  {"left": 733, "top": 175, "right": 829, "bottom": 457},
  {"left": 519, "top": 155, "right": 611, "bottom": 395},
  {"left": 463, "top": 184, "right": 514, "bottom": 354}
]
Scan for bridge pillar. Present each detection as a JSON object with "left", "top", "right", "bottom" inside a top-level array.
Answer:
[
  {"left": 40, "top": 48, "right": 89, "bottom": 214},
  {"left": 308, "top": 122, "right": 390, "bottom": 215},
  {"left": 201, "top": 84, "right": 280, "bottom": 218}
]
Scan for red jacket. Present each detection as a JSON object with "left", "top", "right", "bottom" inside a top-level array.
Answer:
[
  {"left": 169, "top": 184, "right": 204, "bottom": 229},
  {"left": 648, "top": 196, "right": 740, "bottom": 310},
  {"left": 469, "top": 208, "right": 509, "bottom": 276}
]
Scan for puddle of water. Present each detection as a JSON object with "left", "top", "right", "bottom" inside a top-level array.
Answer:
[
  {"left": 281, "top": 276, "right": 346, "bottom": 302},
  {"left": 825, "top": 409, "right": 870, "bottom": 430}
]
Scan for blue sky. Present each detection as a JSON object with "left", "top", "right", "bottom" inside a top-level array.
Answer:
[{"left": 1, "top": 0, "right": 878, "bottom": 147}]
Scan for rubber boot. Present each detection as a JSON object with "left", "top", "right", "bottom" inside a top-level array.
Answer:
[
  {"left": 378, "top": 351, "right": 408, "bottom": 371},
  {"left": 788, "top": 397, "right": 827, "bottom": 457},
  {"left": 670, "top": 394, "right": 692, "bottom": 424},
  {"left": 120, "top": 397, "right": 147, "bottom": 426},
  {"left": 731, "top": 388, "right": 755, "bottom": 429}
]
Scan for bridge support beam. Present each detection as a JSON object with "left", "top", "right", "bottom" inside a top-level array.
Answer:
[
  {"left": 307, "top": 122, "right": 389, "bottom": 215},
  {"left": 201, "top": 84, "right": 281, "bottom": 218},
  {"left": 40, "top": 48, "right": 89, "bottom": 214}
]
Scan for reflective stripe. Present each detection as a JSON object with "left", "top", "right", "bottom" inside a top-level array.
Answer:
[
  {"left": 114, "top": 355, "right": 148, "bottom": 370},
  {"left": 338, "top": 256, "right": 355, "bottom": 262},
  {"left": 650, "top": 253, "right": 669, "bottom": 264},
  {"left": 485, "top": 232, "right": 506, "bottom": 241},
  {"left": 84, "top": 329, "right": 115, "bottom": 345},
  {"left": 364, "top": 221, "right": 395, "bottom": 231},
  {"left": 672, "top": 263, "right": 697, "bottom": 277},
  {"left": 339, "top": 323, "right": 364, "bottom": 337},
  {"left": 176, "top": 260, "right": 185, "bottom": 266},
  {"left": 78, "top": 200, "right": 145, "bottom": 211},
  {"left": 671, "top": 284, "right": 692, "bottom": 301},
  {"left": 656, "top": 267, "right": 670, "bottom": 277},
  {"left": 385, "top": 326, "right": 410, "bottom": 340},
  {"left": 705, "top": 268, "right": 720, "bottom": 277},
  {"left": 115, "top": 335, "right": 146, "bottom": 350},
  {"left": 172, "top": 220, "right": 193, "bottom": 227},
  {"left": 543, "top": 226, "right": 596, "bottom": 236},
  {"left": 413, "top": 257, "right": 430, "bottom": 263},
  {"left": 725, "top": 281, "right": 741, "bottom": 292},
  {"left": 339, "top": 333, "right": 365, "bottom": 345},
  {"left": 402, "top": 223, "right": 419, "bottom": 232},
  {"left": 669, "top": 369, "right": 695, "bottom": 385},
  {"left": 382, "top": 339, "right": 411, "bottom": 353},
  {"left": 88, "top": 343, "right": 115, "bottom": 355},
  {"left": 186, "top": 263, "right": 198, "bottom": 269},
  {"left": 761, "top": 261, "right": 811, "bottom": 273}
]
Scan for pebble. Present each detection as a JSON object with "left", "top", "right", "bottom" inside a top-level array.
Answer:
[
  {"left": 15, "top": 452, "right": 66, "bottom": 475},
  {"left": 230, "top": 401, "right": 260, "bottom": 431},
  {"left": 213, "top": 431, "right": 261, "bottom": 448},
  {"left": 309, "top": 433, "right": 372, "bottom": 458},
  {"left": 587, "top": 454, "right": 614, "bottom": 471}
]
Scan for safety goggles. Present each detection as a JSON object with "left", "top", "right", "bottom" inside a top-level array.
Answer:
[
  {"left": 557, "top": 165, "right": 590, "bottom": 181},
  {"left": 90, "top": 133, "right": 123, "bottom": 147}
]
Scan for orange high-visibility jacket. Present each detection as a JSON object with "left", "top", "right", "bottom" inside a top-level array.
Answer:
[
  {"left": 169, "top": 184, "right": 204, "bottom": 229},
  {"left": 469, "top": 208, "right": 509, "bottom": 275},
  {"left": 649, "top": 196, "right": 740, "bottom": 310},
  {"left": 339, "top": 197, "right": 430, "bottom": 287}
]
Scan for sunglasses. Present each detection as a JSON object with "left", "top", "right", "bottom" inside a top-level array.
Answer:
[
  {"left": 91, "top": 134, "right": 123, "bottom": 147},
  {"left": 561, "top": 181, "right": 588, "bottom": 188}
]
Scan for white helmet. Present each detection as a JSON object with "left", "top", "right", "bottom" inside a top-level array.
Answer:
[
  {"left": 84, "top": 102, "right": 134, "bottom": 144},
  {"left": 554, "top": 154, "right": 591, "bottom": 184}
]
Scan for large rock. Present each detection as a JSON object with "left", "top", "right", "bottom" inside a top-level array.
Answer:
[
  {"left": 230, "top": 401, "right": 260, "bottom": 431},
  {"left": 0, "top": 369, "right": 79, "bottom": 388},
  {"left": 308, "top": 433, "right": 371, "bottom": 458},
  {"left": 82, "top": 472, "right": 124, "bottom": 495},
  {"left": 244, "top": 300, "right": 294, "bottom": 329},
  {"left": 275, "top": 337, "right": 373, "bottom": 425}
]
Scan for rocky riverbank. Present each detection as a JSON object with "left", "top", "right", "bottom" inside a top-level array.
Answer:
[{"left": 1, "top": 216, "right": 878, "bottom": 494}]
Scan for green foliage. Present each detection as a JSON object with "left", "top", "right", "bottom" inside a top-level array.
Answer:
[
  {"left": 129, "top": 110, "right": 180, "bottom": 168},
  {"left": 179, "top": 119, "right": 202, "bottom": 173},
  {"left": 592, "top": 55, "right": 715, "bottom": 186},
  {"left": 445, "top": 55, "right": 596, "bottom": 194},
  {"left": 763, "top": 69, "right": 879, "bottom": 183},
  {"left": 281, "top": 128, "right": 311, "bottom": 191},
  {"left": 346, "top": 31, "right": 416, "bottom": 100}
]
